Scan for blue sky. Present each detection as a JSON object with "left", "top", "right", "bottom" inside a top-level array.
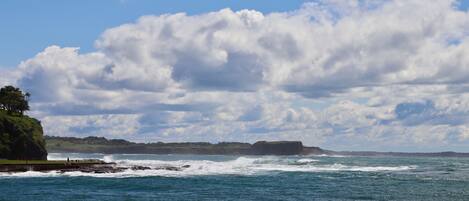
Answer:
[
  {"left": 0, "top": 0, "right": 309, "bottom": 68},
  {"left": 2, "top": 0, "right": 469, "bottom": 151}
]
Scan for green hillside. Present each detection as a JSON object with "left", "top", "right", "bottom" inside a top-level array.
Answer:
[{"left": 0, "top": 108, "right": 47, "bottom": 160}]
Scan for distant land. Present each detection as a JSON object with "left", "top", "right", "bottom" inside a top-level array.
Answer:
[
  {"left": 46, "top": 136, "right": 469, "bottom": 157},
  {"left": 45, "top": 136, "right": 324, "bottom": 155}
]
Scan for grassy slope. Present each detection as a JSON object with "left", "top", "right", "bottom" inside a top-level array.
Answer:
[
  {"left": 0, "top": 110, "right": 47, "bottom": 159},
  {"left": 0, "top": 110, "right": 45, "bottom": 146},
  {"left": 46, "top": 138, "right": 133, "bottom": 153}
]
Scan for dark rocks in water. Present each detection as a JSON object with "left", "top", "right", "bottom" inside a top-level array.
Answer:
[
  {"left": 59, "top": 166, "right": 127, "bottom": 174},
  {"left": 0, "top": 111, "right": 48, "bottom": 160},
  {"left": 130, "top": 166, "right": 151, "bottom": 171},
  {"left": 251, "top": 141, "right": 303, "bottom": 155},
  {"left": 0, "top": 161, "right": 190, "bottom": 174},
  {"left": 154, "top": 165, "right": 190, "bottom": 171},
  {"left": 57, "top": 164, "right": 190, "bottom": 174},
  {"left": 58, "top": 164, "right": 190, "bottom": 174},
  {"left": 155, "top": 166, "right": 179, "bottom": 171}
]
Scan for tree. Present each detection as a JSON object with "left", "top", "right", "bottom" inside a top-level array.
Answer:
[{"left": 0, "top": 86, "right": 30, "bottom": 115}]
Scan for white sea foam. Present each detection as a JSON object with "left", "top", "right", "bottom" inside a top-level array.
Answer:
[
  {"left": 296, "top": 158, "right": 319, "bottom": 164},
  {"left": 1, "top": 154, "right": 417, "bottom": 178},
  {"left": 103, "top": 155, "right": 114, "bottom": 163},
  {"left": 253, "top": 163, "right": 417, "bottom": 172},
  {"left": 314, "top": 154, "right": 348, "bottom": 158}
]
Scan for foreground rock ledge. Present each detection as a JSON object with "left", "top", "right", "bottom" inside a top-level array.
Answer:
[{"left": 0, "top": 160, "right": 190, "bottom": 174}]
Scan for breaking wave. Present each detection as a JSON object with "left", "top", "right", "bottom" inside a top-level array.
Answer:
[{"left": 0, "top": 154, "right": 417, "bottom": 178}]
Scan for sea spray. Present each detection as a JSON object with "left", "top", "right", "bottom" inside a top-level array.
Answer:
[{"left": 3, "top": 153, "right": 417, "bottom": 178}]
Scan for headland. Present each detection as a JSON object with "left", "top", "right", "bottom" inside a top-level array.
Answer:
[{"left": 46, "top": 136, "right": 469, "bottom": 157}]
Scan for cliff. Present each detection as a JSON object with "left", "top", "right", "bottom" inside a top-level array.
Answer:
[
  {"left": 46, "top": 136, "right": 317, "bottom": 155},
  {"left": 0, "top": 111, "right": 48, "bottom": 160},
  {"left": 251, "top": 141, "right": 303, "bottom": 155}
]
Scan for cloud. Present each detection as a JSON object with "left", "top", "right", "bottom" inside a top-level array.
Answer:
[
  {"left": 5, "top": 0, "right": 469, "bottom": 151},
  {"left": 18, "top": 1, "right": 469, "bottom": 97},
  {"left": 41, "top": 114, "right": 140, "bottom": 138},
  {"left": 0, "top": 67, "right": 20, "bottom": 87}
]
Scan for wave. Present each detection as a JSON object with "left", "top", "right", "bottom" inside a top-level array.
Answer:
[
  {"left": 253, "top": 163, "right": 417, "bottom": 172},
  {"left": 1, "top": 154, "right": 417, "bottom": 178},
  {"left": 313, "top": 154, "right": 348, "bottom": 158},
  {"left": 295, "top": 158, "right": 319, "bottom": 164}
]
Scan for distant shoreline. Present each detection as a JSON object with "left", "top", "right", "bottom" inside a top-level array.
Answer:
[{"left": 45, "top": 136, "right": 469, "bottom": 157}]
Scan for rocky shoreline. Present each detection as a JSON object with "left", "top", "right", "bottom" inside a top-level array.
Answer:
[
  {"left": 57, "top": 164, "right": 191, "bottom": 174},
  {"left": 0, "top": 160, "right": 190, "bottom": 174}
]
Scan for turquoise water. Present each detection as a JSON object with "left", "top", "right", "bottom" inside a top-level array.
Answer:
[{"left": 1, "top": 153, "right": 469, "bottom": 201}]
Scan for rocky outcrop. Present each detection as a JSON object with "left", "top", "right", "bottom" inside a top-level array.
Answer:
[
  {"left": 0, "top": 161, "right": 191, "bottom": 173},
  {"left": 251, "top": 141, "right": 303, "bottom": 155},
  {"left": 302, "top": 146, "right": 328, "bottom": 155},
  {"left": 0, "top": 111, "right": 47, "bottom": 160}
]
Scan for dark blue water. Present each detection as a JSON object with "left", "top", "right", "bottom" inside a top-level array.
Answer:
[{"left": 1, "top": 153, "right": 469, "bottom": 201}]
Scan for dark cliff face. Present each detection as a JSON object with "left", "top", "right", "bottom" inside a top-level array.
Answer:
[
  {"left": 0, "top": 111, "right": 48, "bottom": 160},
  {"left": 251, "top": 141, "right": 303, "bottom": 155}
]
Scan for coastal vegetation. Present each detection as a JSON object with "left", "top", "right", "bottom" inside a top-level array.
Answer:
[
  {"left": 0, "top": 85, "right": 30, "bottom": 115},
  {"left": 46, "top": 136, "right": 319, "bottom": 155},
  {"left": 0, "top": 86, "right": 47, "bottom": 160},
  {"left": 45, "top": 136, "right": 469, "bottom": 157}
]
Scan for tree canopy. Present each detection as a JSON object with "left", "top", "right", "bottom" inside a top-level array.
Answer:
[{"left": 0, "top": 86, "right": 30, "bottom": 115}]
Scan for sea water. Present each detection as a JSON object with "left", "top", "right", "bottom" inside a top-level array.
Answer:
[{"left": 1, "top": 153, "right": 469, "bottom": 200}]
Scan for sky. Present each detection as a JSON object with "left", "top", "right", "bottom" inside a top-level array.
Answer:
[{"left": 2, "top": 0, "right": 469, "bottom": 152}]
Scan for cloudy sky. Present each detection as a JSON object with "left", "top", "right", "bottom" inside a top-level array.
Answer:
[{"left": 2, "top": 0, "right": 469, "bottom": 152}]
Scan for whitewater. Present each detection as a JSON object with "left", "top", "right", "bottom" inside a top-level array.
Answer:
[
  {"left": 1, "top": 153, "right": 469, "bottom": 200},
  {"left": 0, "top": 153, "right": 415, "bottom": 178}
]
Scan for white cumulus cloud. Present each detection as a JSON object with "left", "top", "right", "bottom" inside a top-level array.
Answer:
[{"left": 4, "top": 0, "right": 469, "bottom": 151}]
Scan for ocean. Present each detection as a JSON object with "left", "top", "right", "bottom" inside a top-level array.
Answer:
[{"left": 1, "top": 153, "right": 469, "bottom": 201}]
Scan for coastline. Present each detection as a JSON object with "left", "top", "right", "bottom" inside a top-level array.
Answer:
[
  {"left": 46, "top": 136, "right": 469, "bottom": 158},
  {"left": 0, "top": 159, "right": 114, "bottom": 173},
  {"left": 0, "top": 159, "right": 190, "bottom": 173},
  {"left": 2, "top": 153, "right": 469, "bottom": 201}
]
